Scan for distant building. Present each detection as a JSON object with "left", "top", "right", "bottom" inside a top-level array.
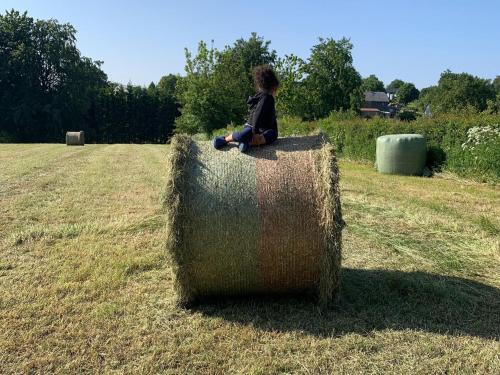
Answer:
[
  {"left": 360, "top": 91, "right": 392, "bottom": 118},
  {"left": 363, "top": 91, "right": 390, "bottom": 110},
  {"left": 386, "top": 87, "right": 398, "bottom": 101}
]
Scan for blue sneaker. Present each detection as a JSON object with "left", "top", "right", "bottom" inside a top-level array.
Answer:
[
  {"left": 238, "top": 142, "right": 249, "bottom": 153},
  {"left": 213, "top": 136, "right": 227, "bottom": 149}
]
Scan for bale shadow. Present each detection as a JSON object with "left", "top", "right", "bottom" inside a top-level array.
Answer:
[
  {"left": 192, "top": 268, "right": 500, "bottom": 340},
  {"left": 426, "top": 145, "right": 447, "bottom": 171}
]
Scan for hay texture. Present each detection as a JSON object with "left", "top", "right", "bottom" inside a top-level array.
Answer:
[
  {"left": 66, "top": 131, "right": 85, "bottom": 146},
  {"left": 165, "top": 134, "right": 343, "bottom": 307}
]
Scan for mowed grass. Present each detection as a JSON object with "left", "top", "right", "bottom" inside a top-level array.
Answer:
[{"left": 1, "top": 144, "right": 499, "bottom": 374}]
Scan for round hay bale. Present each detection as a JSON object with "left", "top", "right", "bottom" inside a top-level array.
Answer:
[
  {"left": 66, "top": 131, "right": 85, "bottom": 146},
  {"left": 376, "top": 134, "right": 426, "bottom": 175},
  {"left": 164, "top": 134, "right": 343, "bottom": 307}
]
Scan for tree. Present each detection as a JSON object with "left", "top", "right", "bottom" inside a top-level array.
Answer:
[
  {"left": 175, "top": 41, "right": 247, "bottom": 134},
  {"left": 419, "top": 86, "right": 437, "bottom": 98},
  {"left": 156, "top": 74, "right": 180, "bottom": 141},
  {"left": 397, "top": 82, "right": 420, "bottom": 104},
  {"left": 175, "top": 34, "right": 276, "bottom": 134},
  {"left": 158, "top": 74, "right": 178, "bottom": 99},
  {"left": 87, "top": 79, "right": 179, "bottom": 143},
  {"left": 230, "top": 33, "right": 276, "bottom": 96},
  {"left": 0, "top": 10, "right": 107, "bottom": 142},
  {"left": 419, "top": 70, "right": 496, "bottom": 113},
  {"left": 300, "top": 38, "right": 362, "bottom": 119},
  {"left": 1, "top": 10, "right": 181, "bottom": 143},
  {"left": 361, "top": 75, "right": 385, "bottom": 92},
  {"left": 386, "top": 79, "right": 404, "bottom": 93},
  {"left": 493, "top": 76, "right": 500, "bottom": 95},
  {"left": 275, "top": 54, "right": 307, "bottom": 117}
]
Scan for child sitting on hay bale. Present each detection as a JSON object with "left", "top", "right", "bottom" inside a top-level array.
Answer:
[{"left": 213, "top": 65, "right": 279, "bottom": 153}]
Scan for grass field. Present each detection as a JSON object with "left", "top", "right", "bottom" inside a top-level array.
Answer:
[{"left": 1, "top": 144, "right": 499, "bottom": 374}]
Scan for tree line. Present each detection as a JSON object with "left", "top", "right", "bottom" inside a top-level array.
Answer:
[
  {"left": 1, "top": 10, "right": 499, "bottom": 142},
  {"left": 0, "top": 10, "right": 178, "bottom": 143}
]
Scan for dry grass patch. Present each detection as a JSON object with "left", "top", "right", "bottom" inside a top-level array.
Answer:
[{"left": 0, "top": 145, "right": 499, "bottom": 374}]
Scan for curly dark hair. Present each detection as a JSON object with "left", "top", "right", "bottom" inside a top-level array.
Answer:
[{"left": 253, "top": 65, "right": 280, "bottom": 92}]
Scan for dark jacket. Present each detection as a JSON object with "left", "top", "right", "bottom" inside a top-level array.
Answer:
[{"left": 246, "top": 92, "right": 277, "bottom": 134}]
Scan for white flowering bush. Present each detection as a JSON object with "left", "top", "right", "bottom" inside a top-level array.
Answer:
[
  {"left": 461, "top": 125, "right": 500, "bottom": 151},
  {"left": 459, "top": 125, "right": 500, "bottom": 181}
]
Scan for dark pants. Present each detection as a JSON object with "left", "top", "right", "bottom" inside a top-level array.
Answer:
[{"left": 232, "top": 124, "right": 278, "bottom": 145}]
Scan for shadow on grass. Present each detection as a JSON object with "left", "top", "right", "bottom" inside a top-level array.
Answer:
[{"left": 193, "top": 268, "right": 500, "bottom": 340}]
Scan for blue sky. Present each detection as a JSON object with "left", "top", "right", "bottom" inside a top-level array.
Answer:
[{"left": 3, "top": 0, "right": 499, "bottom": 88}]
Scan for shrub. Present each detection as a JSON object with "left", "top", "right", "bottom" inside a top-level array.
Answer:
[
  {"left": 455, "top": 125, "right": 500, "bottom": 181},
  {"left": 278, "top": 116, "right": 317, "bottom": 136},
  {"left": 397, "top": 110, "right": 418, "bottom": 122}
]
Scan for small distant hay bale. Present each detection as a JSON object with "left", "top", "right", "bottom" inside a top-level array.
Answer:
[
  {"left": 164, "top": 134, "right": 344, "bottom": 307},
  {"left": 66, "top": 131, "right": 85, "bottom": 146},
  {"left": 376, "top": 134, "right": 426, "bottom": 175}
]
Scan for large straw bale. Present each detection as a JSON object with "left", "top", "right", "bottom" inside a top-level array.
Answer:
[
  {"left": 164, "top": 134, "right": 343, "bottom": 307},
  {"left": 66, "top": 131, "right": 85, "bottom": 146}
]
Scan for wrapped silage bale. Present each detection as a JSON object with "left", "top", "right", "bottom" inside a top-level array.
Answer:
[{"left": 376, "top": 134, "right": 426, "bottom": 175}]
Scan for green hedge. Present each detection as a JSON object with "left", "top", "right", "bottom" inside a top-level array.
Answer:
[{"left": 278, "top": 114, "right": 500, "bottom": 183}]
